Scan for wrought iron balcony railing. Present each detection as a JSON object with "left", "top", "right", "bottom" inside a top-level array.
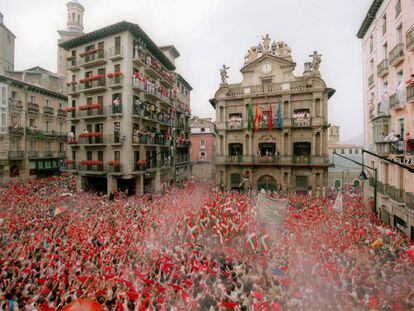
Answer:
[
  {"left": 389, "top": 186, "right": 404, "bottom": 203},
  {"left": 377, "top": 59, "right": 389, "bottom": 77},
  {"left": 407, "top": 25, "right": 414, "bottom": 52},
  {"left": 389, "top": 43, "right": 404, "bottom": 66}
]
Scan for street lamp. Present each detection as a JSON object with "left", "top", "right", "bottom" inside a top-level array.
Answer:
[{"left": 333, "top": 151, "right": 378, "bottom": 216}]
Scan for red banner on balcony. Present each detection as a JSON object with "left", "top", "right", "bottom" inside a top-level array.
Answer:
[
  {"left": 79, "top": 104, "right": 102, "bottom": 111},
  {"left": 80, "top": 160, "right": 102, "bottom": 166}
]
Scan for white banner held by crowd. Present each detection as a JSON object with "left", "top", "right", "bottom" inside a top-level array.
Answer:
[{"left": 255, "top": 194, "right": 288, "bottom": 228}]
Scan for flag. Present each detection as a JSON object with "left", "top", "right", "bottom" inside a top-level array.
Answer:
[
  {"left": 256, "top": 194, "right": 288, "bottom": 228},
  {"left": 276, "top": 98, "right": 282, "bottom": 128},
  {"left": 247, "top": 102, "right": 254, "bottom": 132},
  {"left": 268, "top": 101, "right": 273, "bottom": 131},
  {"left": 333, "top": 191, "right": 343, "bottom": 213},
  {"left": 53, "top": 206, "right": 67, "bottom": 217},
  {"left": 254, "top": 102, "right": 261, "bottom": 132}
]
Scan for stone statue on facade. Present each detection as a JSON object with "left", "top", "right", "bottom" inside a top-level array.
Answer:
[
  {"left": 257, "top": 42, "right": 263, "bottom": 55},
  {"left": 276, "top": 41, "right": 292, "bottom": 58},
  {"left": 271, "top": 41, "right": 277, "bottom": 56},
  {"left": 220, "top": 64, "right": 230, "bottom": 85},
  {"left": 262, "top": 34, "right": 271, "bottom": 53},
  {"left": 309, "top": 50, "right": 322, "bottom": 71}
]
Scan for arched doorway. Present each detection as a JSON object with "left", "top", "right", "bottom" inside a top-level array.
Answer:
[{"left": 257, "top": 175, "right": 277, "bottom": 192}]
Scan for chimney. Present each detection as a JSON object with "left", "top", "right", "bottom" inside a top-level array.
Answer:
[{"left": 0, "top": 12, "right": 4, "bottom": 24}]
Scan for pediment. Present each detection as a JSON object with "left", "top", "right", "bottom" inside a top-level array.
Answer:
[{"left": 240, "top": 53, "right": 295, "bottom": 73}]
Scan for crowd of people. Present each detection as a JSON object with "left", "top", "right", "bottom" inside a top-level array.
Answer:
[{"left": 0, "top": 176, "right": 413, "bottom": 310}]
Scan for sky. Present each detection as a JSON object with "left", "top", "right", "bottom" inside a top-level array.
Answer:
[{"left": 1, "top": 0, "right": 372, "bottom": 143}]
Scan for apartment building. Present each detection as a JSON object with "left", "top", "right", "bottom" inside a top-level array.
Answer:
[
  {"left": 0, "top": 75, "right": 68, "bottom": 184},
  {"left": 189, "top": 116, "right": 216, "bottom": 179},
  {"left": 210, "top": 36, "right": 335, "bottom": 192},
  {"left": 357, "top": 0, "right": 414, "bottom": 239},
  {"left": 59, "top": 21, "right": 191, "bottom": 194}
]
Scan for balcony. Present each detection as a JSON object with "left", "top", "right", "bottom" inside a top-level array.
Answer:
[
  {"left": 8, "top": 151, "right": 25, "bottom": 160},
  {"left": 107, "top": 75, "right": 123, "bottom": 89},
  {"left": 57, "top": 109, "right": 66, "bottom": 118},
  {"left": 407, "top": 83, "right": 414, "bottom": 104},
  {"left": 389, "top": 93, "right": 404, "bottom": 110},
  {"left": 79, "top": 162, "right": 106, "bottom": 174},
  {"left": 109, "top": 103, "right": 123, "bottom": 116},
  {"left": 79, "top": 79, "right": 107, "bottom": 94},
  {"left": 108, "top": 46, "right": 123, "bottom": 61},
  {"left": 66, "top": 58, "right": 79, "bottom": 71},
  {"left": 377, "top": 59, "right": 389, "bottom": 78},
  {"left": 44, "top": 106, "right": 54, "bottom": 116},
  {"left": 107, "top": 161, "right": 123, "bottom": 175},
  {"left": 8, "top": 126, "right": 24, "bottom": 135},
  {"left": 407, "top": 25, "right": 414, "bottom": 52},
  {"left": 176, "top": 141, "right": 190, "bottom": 149},
  {"left": 67, "top": 84, "right": 80, "bottom": 96},
  {"left": 56, "top": 151, "right": 66, "bottom": 158},
  {"left": 27, "top": 102, "right": 39, "bottom": 113},
  {"left": 43, "top": 151, "right": 55, "bottom": 158},
  {"left": 79, "top": 134, "right": 106, "bottom": 147},
  {"left": 389, "top": 43, "right": 404, "bottom": 67},
  {"left": 389, "top": 186, "right": 404, "bottom": 203},
  {"left": 227, "top": 118, "right": 244, "bottom": 130},
  {"left": 107, "top": 134, "right": 124, "bottom": 145},
  {"left": 215, "top": 155, "right": 330, "bottom": 166},
  {"left": 79, "top": 50, "right": 107, "bottom": 68},
  {"left": 27, "top": 151, "right": 39, "bottom": 159},
  {"left": 9, "top": 98, "right": 23, "bottom": 110},
  {"left": 406, "top": 192, "right": 414, "bottom": 211},
  {"left": 368, "top": 74, "right": 375, "bottom": 87},
  {"left": 377, "top": 181, "right": 389, "bottom": 196},
  {"left": 292, "top": 116, "right": 312, "bottom": 128},
  {"left": 226, "top": 80, "right": 312, "bottom": 98},
  {"left": 79, "top": 106, "right": 106, "bottom": 119},
  {"left": 62, "top": 161, "right": 77, "bottom": 172}
]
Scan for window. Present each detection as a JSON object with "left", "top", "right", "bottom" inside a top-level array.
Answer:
[
  {"left": 29, "top": 140, "right": 36, "bottom": 151},
  {"left": 30, "top": 95, "right": 36, "bottom": 103},
  {"left": 59, "top": 142, "right": 64, "bottom": 153},
  {"left": 87, "top": 151, "right": 92, "bottom": 161},
  {"left": 72, "top": 151, "right": 76, "bottom": 161},
  {"left": 370, "top": 58, "right": 374, "bottom": 75},
  {"left": 45, "top": 99, "right": 50, "bottom": 107},
  {"left": 45, "top": 141, "right": 51, "bottom": 152},
  {"left": 114, "top": 151, "right": 120, "bottom": 161},
  {"left": 59, "top": 102, "right": 63, "bottom": 109},
  {"left": 341, "top": 149, "right": 345, "bottom": 154},
  {"left": 349, "top": 149, "right": 352, "bottom": 154},
  {"left": 200, "top": 152, "right": 206, "bottom": 161},
  {"left": 397, "top": 118, "right": 404, "bottom": 138},
  {"left": 59, "top": 122, "right": 63, "bottom": 133},
  {"left": 382, "top": 14, "right": 387, "bottom": 34},
  {"left": 29, "top": 118, "right": 36, "bottom": 127},
  {"left": 1, "top": 113, "right": 5, "bottom": 129},
  {"left": 369, "top": 35, "right": 374, "bottom": 53},
  {"left": 201, "top": 128, "right": 205, "bottom": 132},
  {"left": 230, "top": 174, "right": 241, "bottom": 187},
  {"left": 355, "top": 149, "right": 359, "bottom": 154},
  {"left": 46, "top": 121, "right": 51, "bottom": 132},
  {"left": 395, "top": 0, "right": 401, "bottom": 17},
  {"left": 397, "top": 24, "right": 403, "bottom": 44}
]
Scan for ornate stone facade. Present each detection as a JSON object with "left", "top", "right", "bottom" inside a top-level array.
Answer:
[{"left": 210, "top": 35, "right": 335, "bottom": 193}]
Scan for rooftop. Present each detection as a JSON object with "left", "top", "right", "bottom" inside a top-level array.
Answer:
[
  {"left": 357, "top": 0, "right": 384, "bottom": 39},
  {"left": 59, "top": 21, "right": 175, "bottom": 71},
  {"left": 0, "top": 74, "right": 67, "bottom": 100}
]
